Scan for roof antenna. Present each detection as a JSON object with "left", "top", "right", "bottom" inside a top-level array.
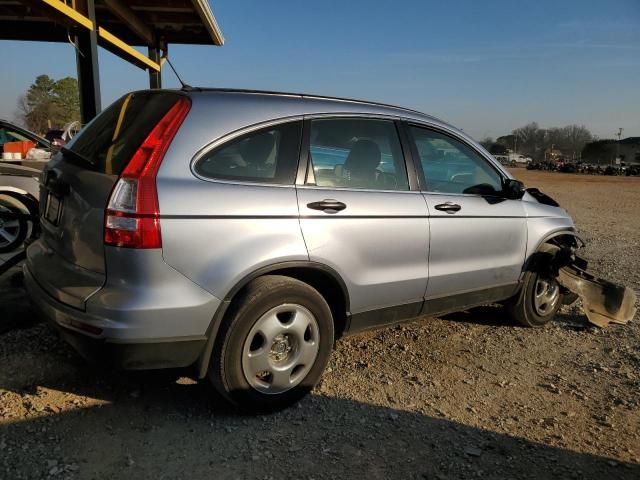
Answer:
[{"left": 161, "top": 45, "right": 194, "bottom": 91}]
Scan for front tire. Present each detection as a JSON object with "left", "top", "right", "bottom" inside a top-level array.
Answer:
[
  {"left": 505, "top": 269, "right": 561, "bottom": 327},
  {"left": 208, "top": 275, "right": 334, "bottom": 413}
]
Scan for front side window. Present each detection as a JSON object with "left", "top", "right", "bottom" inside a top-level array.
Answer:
[
  {"left": 194, "top": 121, "right": 302, "bottom": 184},
  {"left": 410, "top": 126, "right": 503, "bottom": 195},
  {"left": 308, "top": 118, "right": 409, "bottom": 191}
]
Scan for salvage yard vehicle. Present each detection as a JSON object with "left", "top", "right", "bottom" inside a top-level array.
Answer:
[
  {"left": 0, "top": 119, "right": 50, "bottom": 154},
  {"left": 0, "top": 163, "right": 40, "bottom": 253},
  {"left": 45, "top": 121, "right": 81, "bottom": 147},
  {"left": 23, "top": 89, "right": 636, "bottom": 412}
]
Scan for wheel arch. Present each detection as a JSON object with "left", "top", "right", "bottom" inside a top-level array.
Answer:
[
  {"left": 195, "top": 261, "right": 351, "bottom": 378},
  {"left": 0, "top": 189, "right": 39, "bottom": 243},
  {"left": 533, "top": 229, "right": 585, "bottom": 252},
  {"left": 0, "top": 188, "right": 39, "bottom": 217},
  {"left": 520, "top": 229, "right": 585, "bottom": 281}
]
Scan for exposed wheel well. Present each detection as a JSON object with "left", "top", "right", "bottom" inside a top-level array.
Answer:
[
  {"left": 536, "top": 231, "right": 584, "bottom": 252},
  {"left": 518, "top": 231, "right": 584, "bottom": 287}
]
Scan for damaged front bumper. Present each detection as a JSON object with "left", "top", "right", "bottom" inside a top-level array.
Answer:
[
  {"left": 545, "top": 243, "right": 637, "bottom": 327},
  {"left": 557, "top": 265, "right": 637, "bottom": 327}
]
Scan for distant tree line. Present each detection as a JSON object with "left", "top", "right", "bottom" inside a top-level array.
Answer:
[
  {"left": 17, "top": 74, "right": 80, "bottom": 134},
  {"left": 580, "top": 139, "right": 619, "bottom": 164},
  {"left": 479, "top": 122, "right": 594, "bottom": 161}
]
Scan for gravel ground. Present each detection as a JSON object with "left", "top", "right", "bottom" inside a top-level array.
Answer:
[{"left": 0, "top": 169, "right": 638, "bottom": 479}]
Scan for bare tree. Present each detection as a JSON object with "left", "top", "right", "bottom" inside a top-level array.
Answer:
[
  {"left": 511, "top": 122, "right": 593, "bottom": 161},
  {"left": 513, "top": 122, "right": 545, "bottom": 159},
  {"left": 561, "top": 125, "right": 593, "bottom": 160},
  {"left": 15, "top": 94, "right": 29, "bottom": 126}
]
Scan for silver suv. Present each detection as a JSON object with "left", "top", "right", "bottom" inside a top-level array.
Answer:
[{"left": 24, "top": 89, "right": 580, "bottom": 411}]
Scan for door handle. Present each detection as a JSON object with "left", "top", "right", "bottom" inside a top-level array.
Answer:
[
  {"left": 434, "top": 202, "right": 461, "bottom": 214},
  {"left": 307, "top": 199, "right": 347, "bottom": 213}
]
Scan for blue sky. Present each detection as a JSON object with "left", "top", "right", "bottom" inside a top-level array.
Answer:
[{"left": 1, "top": 0, "right": 638, "bottom": 139}]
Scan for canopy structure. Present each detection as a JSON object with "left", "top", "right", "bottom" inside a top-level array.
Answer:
[{"left": 0, "top": 0, "right": 224, "bottom": 122}]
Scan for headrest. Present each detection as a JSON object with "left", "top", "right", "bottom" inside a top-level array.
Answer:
[{"left": 344, "top": 139, "right": 381, "bottom": 173}]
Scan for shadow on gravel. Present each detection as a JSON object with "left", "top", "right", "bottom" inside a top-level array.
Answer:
[
  {"left": 0, "top": 269, "right": 38, "bottom": 335},
  {"left": 1, "top": 367, "right": 638, "bottom": 479},
  {"left": 442, "top": 304, "right": 594, "bottom": 330},
  {"left": 441, "top": 305, "right": 513, "bottom": 326},
  {"left": 2, "top": 271, "right": 637, "bottom": 479},
  {"left": 0, "top": 382, "right": 640, "bottom": 479}
]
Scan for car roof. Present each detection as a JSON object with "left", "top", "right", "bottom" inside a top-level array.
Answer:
[
  {"left": 181, "top": 87, "right": 457, "bottom": 130},
  {"left": 189, "top": 87, "right": 430, "bottom": 115},
  {"left": 150, "top": 88, "right": 513, "bottom": 181}
]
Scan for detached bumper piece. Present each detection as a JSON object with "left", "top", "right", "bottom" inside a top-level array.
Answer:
[{"left": 557, "top": 266, "right": 637, "bottom": 327}]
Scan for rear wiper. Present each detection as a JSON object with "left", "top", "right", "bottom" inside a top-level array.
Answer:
[{"left": 60, "top": 146, "right": 94, "bottom": 167}]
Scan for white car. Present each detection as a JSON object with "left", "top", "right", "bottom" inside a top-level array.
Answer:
[{"left": 0, "top": 164, "right": 40, "bottom": 253}]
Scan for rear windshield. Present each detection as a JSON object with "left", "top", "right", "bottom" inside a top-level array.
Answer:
[{"left": 64, "top": 91, "right": 184, "bottom": 175}]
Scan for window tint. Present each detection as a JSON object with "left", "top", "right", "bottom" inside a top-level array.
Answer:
[
  {"left": 65, "top": 91, "right": 184, "bottom": 175},
  {"left": 309, "top": 118, "right": 408, "bottom": 191},
  {"left": 410, "top": 127, "right": 503, "bottom": 195},
  {"left": 195, "top": 122, "right": 302, "bottom": 184}
]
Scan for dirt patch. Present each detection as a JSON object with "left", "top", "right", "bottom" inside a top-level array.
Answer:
[{"left": 1, "top": 170, "right": 638, "bottom": 479}]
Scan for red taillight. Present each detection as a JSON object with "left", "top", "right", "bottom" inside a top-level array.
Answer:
[{"left": 104, "top": 96, "right": 191, "bottom": 248}]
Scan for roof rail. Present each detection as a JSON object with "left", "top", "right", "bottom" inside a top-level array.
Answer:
[{"left": 187, "top": 87, "right": 432, "bottom": 118}]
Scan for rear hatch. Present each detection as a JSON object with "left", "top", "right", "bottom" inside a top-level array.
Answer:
[{"left": 33, "top": 91, "right": 186, "bottom": 309}]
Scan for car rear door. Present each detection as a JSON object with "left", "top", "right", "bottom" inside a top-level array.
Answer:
[
  {"left": 296, "top": 117, "right": 429, "bottom": 332},
  {"left": 405, "top": 123, "right": 526, "bottom": 309}
]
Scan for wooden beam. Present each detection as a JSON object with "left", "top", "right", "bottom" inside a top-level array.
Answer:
[
  {"left": 102, "top": 0, "right": 155, "bottom": 46},
  {"left": 190, "top": 0, "right": 224, "bottom": 46},
  {"left": 41, "top": 0, "right": 93, "bottom": 30},
  {"left": 98, "top": 26, "right": 160, "bottom": 71}
]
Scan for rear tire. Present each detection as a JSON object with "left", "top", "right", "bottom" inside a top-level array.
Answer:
[{"left": 208, "top": 275, "right": 334, "bottom": 413}]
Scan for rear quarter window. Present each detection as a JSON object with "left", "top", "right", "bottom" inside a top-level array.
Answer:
[
  {"left": 64, "top": 91, "right": 186, "bottom": 175},
  {"left": 193, "top": 121, "right": 302, "bottom": 185}
]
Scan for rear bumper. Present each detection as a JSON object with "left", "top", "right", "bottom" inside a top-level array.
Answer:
[
  {"left": 23, "top": 253, "right": 221, "bottom": 369},
  {"left": 52, "top": 321, "right": 206, "bottom": 370}
]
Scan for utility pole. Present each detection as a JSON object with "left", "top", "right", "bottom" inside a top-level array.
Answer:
[{"left": 615, "top": 128, "right": 624, "bottom": 167}]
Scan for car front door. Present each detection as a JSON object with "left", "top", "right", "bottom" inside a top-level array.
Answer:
[
  {"left": 296, "top": 117, "right": 429, "bottom": 332},
  {"left": 405, "top": 123, "right": 527, "bottom": 310}
]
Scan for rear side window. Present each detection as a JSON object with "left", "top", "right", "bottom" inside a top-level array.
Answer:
[
  {"left": 308, "top": 118, "right": 409, "bottom": 191},
  {"left": 194, "top": 121, "right": 302, "bottom": 184},
  {"left": 64, "top": 92, "right": 185, "bottom": 175}
]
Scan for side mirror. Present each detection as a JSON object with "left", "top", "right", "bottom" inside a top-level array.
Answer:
[{"left": 502, "top": 178, "right": 525, "bottom": 200}]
